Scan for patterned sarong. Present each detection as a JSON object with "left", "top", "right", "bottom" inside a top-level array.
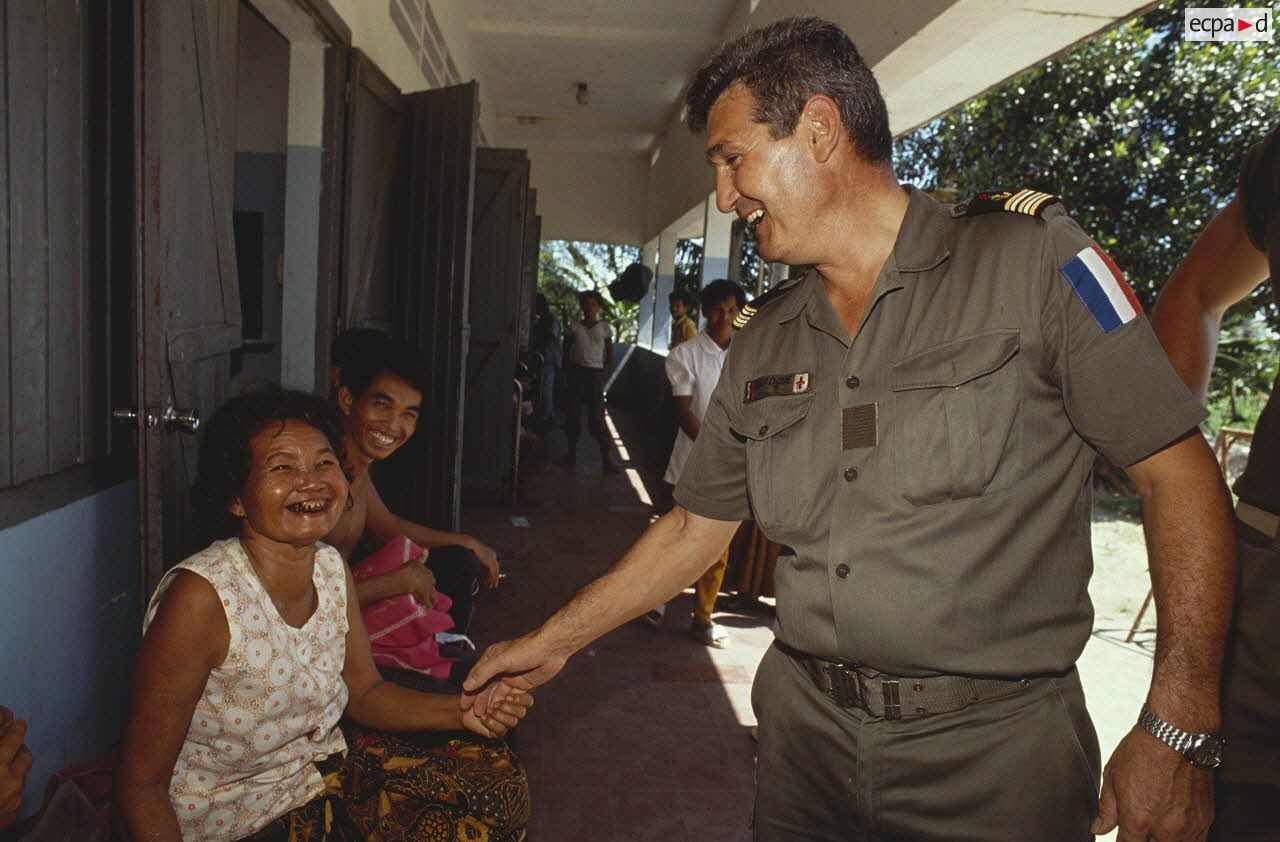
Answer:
[{"left": 238, "top": 726, "right": 528, "bottom": 842}]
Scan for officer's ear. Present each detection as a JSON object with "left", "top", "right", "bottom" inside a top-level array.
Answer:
[{"left": 801, "top": 95, "right": 841, "bottom": 164}]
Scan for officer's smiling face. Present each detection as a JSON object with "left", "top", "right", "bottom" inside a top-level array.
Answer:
[{"left": 705, "top": 83, "right": 815, "bottom": 264}]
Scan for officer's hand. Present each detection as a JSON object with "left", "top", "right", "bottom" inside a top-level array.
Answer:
[
  {"left": 461, "top": 633, "right": 567, "bottom": 717},
  {"left": 1092, "top": 725, "right": 1213, "bottom": 841}
]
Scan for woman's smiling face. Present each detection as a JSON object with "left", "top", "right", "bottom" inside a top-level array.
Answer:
[{"left": 230, "top": 419, "right": 348, "bottom": 546}]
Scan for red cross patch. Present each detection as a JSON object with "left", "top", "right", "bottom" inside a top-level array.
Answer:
[{"left": 793, "top": 373, "right": 809, "bottom": 393}]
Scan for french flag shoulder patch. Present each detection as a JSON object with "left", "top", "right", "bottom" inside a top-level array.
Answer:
[{"left": 1058, "top": 245, "right": 1142, "bottom": 333}]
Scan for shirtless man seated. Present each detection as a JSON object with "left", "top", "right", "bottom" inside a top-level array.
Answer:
[{"left": 324, "top": 332, "right": 500, "bottom": 633}]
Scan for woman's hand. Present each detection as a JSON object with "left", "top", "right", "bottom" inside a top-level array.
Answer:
[
  {"left": 0, "top": 707, "right": 31, "bottom": 831},
  {"left": 460, "top": 683, "right": 533, "bottom": 739},
  {"left": 396, "top": 555, "right": 438, "bottom": 608}
]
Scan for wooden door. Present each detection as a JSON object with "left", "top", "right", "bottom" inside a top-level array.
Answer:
[
  {"left": 338, "top": 49, "right": 403, "bottom": 331},
  {"left": 463, "top": 148, "right": 529, "bottom": 503},
  {"left": 388, "top": 82, "right": 478, "bottom": 531},
  {"left": 517, "top": 190, "right": 541, "bottom": 352},
  {"left": 135, "top": 0, "right": 242, "bottom": 594}
]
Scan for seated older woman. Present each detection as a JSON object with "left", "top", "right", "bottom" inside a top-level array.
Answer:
[{"left": 116, "top": 389, "right": 531, "bottom": 842}]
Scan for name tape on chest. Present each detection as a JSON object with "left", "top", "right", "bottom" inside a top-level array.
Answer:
[
  {"left": 1059, "top": 245, "right": 1142, "bottom": 333},
  {"left": 744, "top": 372, "right": 810, "bottom": 403}
]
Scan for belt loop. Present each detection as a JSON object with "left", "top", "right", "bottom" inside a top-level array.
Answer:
[{"left": 882, "top": 679, "right": 902, "bottom": 720}]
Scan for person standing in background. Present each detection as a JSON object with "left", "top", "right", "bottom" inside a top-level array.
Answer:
[
  {"left": 561, "top": 290, "right": 622, "bottom": 473},
  {"left": 668, "top": 289, "right": 699, "bottom": 349},
  {"left": 644, "top": 280, "right": 746, "bottom": 647},
  {"left": 1151, "top": 123, "right": 1280, "bottom": 840}
]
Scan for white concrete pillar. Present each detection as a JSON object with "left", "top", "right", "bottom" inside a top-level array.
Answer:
[
  {"left": 653, "top": 228, "right": 679, "bottom": 353},
  {"left": 636, "top": 237, "right": 659, "bottom": 350},
  {"left": 280, "top": 45, "right": 326, "bottom": 391},
  {"left": 700, "top": 191, "right": 734, "bottom": 288}
]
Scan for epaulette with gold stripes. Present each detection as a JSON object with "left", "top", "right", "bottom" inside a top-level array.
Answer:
[
  {"left": 951, "top": 188, "right": 1060, "bottom": 219},
  {"left": 733, "top": 277, "right": 801, "bottom": 330}
]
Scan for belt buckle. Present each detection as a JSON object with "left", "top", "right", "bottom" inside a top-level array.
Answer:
[{"left": 833, "top": 664, "right": 867, "bottom": 712}]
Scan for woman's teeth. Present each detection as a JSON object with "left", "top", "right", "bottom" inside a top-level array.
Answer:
[
  {"left": 288, "top": 500, "right": 329, "bottom": 513},
  {"left": 747, "top": 208, "right": 765, "bottom": 225}
]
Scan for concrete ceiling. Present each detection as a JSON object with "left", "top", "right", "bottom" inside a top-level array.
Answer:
[
  {"left": 455, "top": 0, "right": 1154, "bottom": 244},
  {"left": 465, "top": 0, "right": 737, "bottom": 155}
]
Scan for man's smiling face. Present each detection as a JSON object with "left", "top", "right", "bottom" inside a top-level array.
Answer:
[
  {"left": 705, "top": 83, "right": 814, "bottom": 264},
  {"left": 338, "top": 370, "right": 422, "bottom": 463}
]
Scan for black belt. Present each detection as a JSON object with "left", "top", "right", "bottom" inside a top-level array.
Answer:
[{"left": 779, "top": 642, "right": 1035, "bottom": 720}]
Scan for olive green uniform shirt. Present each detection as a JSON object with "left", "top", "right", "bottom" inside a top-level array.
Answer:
[{"left": 675, "top": 186, "right": 1205, "bottom": 677}]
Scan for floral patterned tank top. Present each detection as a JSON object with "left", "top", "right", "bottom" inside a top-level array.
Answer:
[{"left": 143, "top": 538, "right": 350, "bottom": 841}]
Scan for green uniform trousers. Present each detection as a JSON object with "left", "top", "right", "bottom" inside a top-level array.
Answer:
[
  {"left": 1208, "top": 520, "right": 1280, "bottom": 841},
  {"left": 751, "top": 643, "right": 1100, "bottom": 841}
]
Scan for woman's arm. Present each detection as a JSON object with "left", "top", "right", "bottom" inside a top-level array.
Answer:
[
  {"left": 340, "top": 565, "right": 530, "bottom": 737},
  {"left": 116, "top": 572, "right": 229, "bottom": 842}
]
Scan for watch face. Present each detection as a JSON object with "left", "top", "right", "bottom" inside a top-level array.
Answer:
[{"left": 1191, "top": 737, "right": 1224, "bottom": 770}]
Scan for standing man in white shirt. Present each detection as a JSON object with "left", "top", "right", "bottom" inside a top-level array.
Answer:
[
  {"left": 645, "top": 280, "right": 747, "bottom": 646},
  {"left": 562, "top": 290, "right": 623, "bottom": 472}
]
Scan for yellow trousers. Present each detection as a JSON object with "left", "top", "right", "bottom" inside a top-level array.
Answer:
[{"left": 692, "top": 545, "right": 730, "bottom": 626}]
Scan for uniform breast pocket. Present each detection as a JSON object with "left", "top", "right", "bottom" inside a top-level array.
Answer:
[
  {"left": 733, "top": 395, "right": 815, "bottom": 537},
  {"left": 890, "top": 329, "right": 1022, "bottom": 507}
]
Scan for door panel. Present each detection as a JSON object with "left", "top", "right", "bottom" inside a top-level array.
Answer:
[
  {"left": 136, "top": 0, "right": 242, "bottom": 593},
  {"left": 339, "top": 49, "right": 402, "bottom": 330},
  {"left": 388, "top": 82, "right": 478, "bottom": 531},
  {"left": 463, "top": 148, "right": 528, "bottom": 503},
  {"left": 517, "top": 190, "right": 540, "bottom": 353}
]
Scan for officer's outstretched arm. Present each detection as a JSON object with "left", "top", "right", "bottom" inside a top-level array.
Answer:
[
  {"left": 461, "top": 507, "right": 740, "bottom": 714},
  {"left": 1092, "top": 430, "right": 1234, "bottom": 839}
]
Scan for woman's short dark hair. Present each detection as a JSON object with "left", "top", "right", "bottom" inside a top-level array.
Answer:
[
  {"left": 700, "top": 279, "right": 747, "bottom": 311},
  {"left": 191, "top": 387, "right": 347, "bottom": 530},
  {"left": 685, "top": 16, "right": 892, "bottom": 164}
]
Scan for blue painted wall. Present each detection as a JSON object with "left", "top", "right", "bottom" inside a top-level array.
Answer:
[{"left": 0, "top": 481, "right": 141, "bottom": 820}]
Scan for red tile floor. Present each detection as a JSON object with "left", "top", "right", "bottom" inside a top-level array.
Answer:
[{"left": 464, "top": 405, "right": 771, "bottom": 841}]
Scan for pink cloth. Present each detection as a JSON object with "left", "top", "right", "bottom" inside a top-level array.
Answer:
[{"left": 351, "top": 537, "right": 459, "bottom": 679}]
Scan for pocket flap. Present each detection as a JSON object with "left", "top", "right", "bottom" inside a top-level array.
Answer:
[
  {"left": 890, "top": 329, "right": 1020, "bottom": 391},
  {"left": 733, "top": 394, "right": 814, "bottom": 441}
]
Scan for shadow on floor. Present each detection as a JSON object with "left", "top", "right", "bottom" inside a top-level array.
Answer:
[{"left": 463, "top": 403, "right": 769, "bottom": 842}]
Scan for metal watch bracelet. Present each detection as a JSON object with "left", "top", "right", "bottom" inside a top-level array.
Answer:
[{"left": 1137, "top": 704, "right": 1224, "bottom": 770}]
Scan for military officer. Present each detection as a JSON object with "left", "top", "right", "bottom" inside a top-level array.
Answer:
[{"left": 464, "top": 16, "right": 1235, "bottom": 841}]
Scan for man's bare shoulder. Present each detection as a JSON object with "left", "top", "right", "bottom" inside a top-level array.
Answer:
[{"left": 326, "top": 474, "right": 373, "bottom": 560}]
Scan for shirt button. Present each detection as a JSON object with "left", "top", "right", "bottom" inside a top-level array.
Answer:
[
  {"left": 846, "top": 375, "right": 861, "bottom": 389},
  {"left": 758, "top": 425, "right": 769, "bottom": 435},
  {"left": 843, "top": 466, "right": 858, "bottom": 481},
  {"left": 835, "top": 563, "right": 851, "bottom": 579}
]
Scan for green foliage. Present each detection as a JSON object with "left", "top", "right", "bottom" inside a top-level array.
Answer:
[
  {"left": 538, "top": 240, "right": 641, "bottom": 343},
  {"left": 894, "top": 1, "right": 1280, "bottom": 399},
  {"left": 1206, "top": 386, "right": 1271, "bottom": 438}
]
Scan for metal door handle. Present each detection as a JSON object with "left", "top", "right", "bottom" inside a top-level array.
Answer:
[{"left": 112, "top": 404, "right": 201, "bottom": 434}]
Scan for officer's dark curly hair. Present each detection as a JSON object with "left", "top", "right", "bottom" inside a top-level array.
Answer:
[
  {"left": 191, "top": 387, "right": 347, "bottom": 533},
  {"left": 685, "top": 17, "right": 892, "bottom": 164}
]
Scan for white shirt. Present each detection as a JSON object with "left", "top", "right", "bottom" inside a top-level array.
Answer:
[
  {"left": 566, "top": 320, "right": 612, "bottom": 369},
  {"left": 664, "top": 330, "right": 729, "bottom": 485}
]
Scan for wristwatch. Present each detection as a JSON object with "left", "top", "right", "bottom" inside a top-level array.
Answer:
[{"left": 1137, "top": 704, "right": 1224, "bottom": 770}]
